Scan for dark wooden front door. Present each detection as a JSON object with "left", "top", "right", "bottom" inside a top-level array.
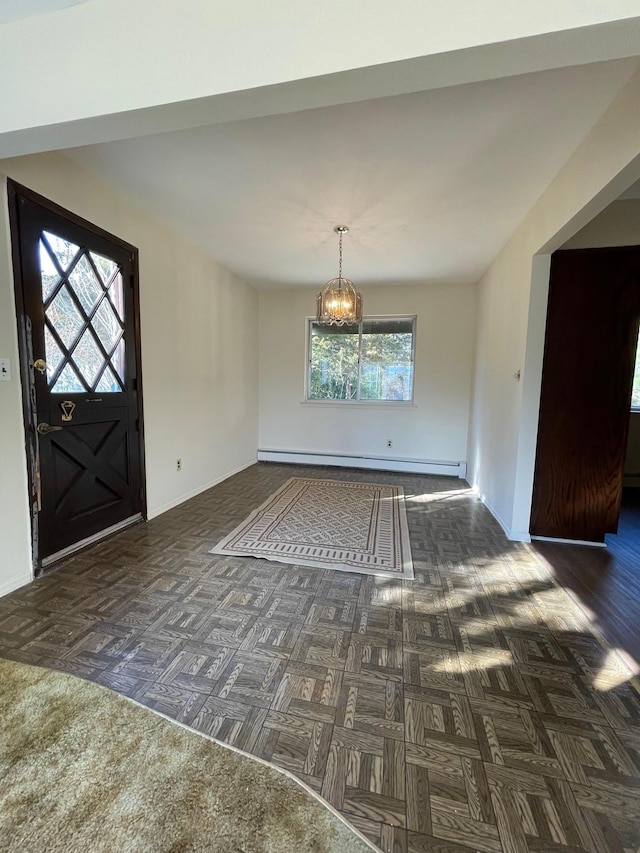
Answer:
[
  {"left": 9, "top": 182, "right": 145, "bottom": 566},
  {"left": 530, "top": 247, "right": 640, "bottom": 542}
]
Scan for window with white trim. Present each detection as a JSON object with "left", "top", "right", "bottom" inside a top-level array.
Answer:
[{"left": 307, "top": 317, "right": 416, "bottom": 402}]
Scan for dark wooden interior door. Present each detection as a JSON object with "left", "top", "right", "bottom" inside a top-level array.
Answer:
[
  {"left": 530, "top": 247, "right": 640, "bottom": 542},
  {"left": 9, "top": 183, "right": 145, "bottom": 565}
]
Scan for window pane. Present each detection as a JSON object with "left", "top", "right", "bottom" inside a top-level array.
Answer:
[
  {"left": 46, "top": 285, "right": 84, "bottom": 351},
  {"left": 72, "top": 330, "right": 105, "bottom": 387},
  {"left": 68, "top": 254, "right": 103, "bottom": 316},
  {"left": 52, "top": 362, "right": 85, "bottom": 393},
  {"left": 632, "top": 331, "right": 640, "bottom": 409},
  {"left": 42, "top": 231, "right": 80, "bottom": 274},
  {"left": 92, "top": 297, "right": 123, "bottom": 356},
  {"left": 96, "top": 365, "right": 122, "bottom": 393},
  {"left": 309, "top": 322, "right": 359, "bottom": 399},
  {"left": 39, "top": 239, "right": 61, "bottom": 301},
  {"left": 90, "top": 251, "right": 119, "bottom": 286},
  {"left": 44, "top": 326, "right": 65, "bottom": 379},
  {"left": 360, "top": 319, "right": 414, "bottom": 401}
]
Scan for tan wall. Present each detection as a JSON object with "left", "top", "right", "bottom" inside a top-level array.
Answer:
[
  {"left": 0, "top": 152, "right": 259, "bottom": 594},
  {"left": 258, "top": 283, "right": 477, "bottom": 464}
]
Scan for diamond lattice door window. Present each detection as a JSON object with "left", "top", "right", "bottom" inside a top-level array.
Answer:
[{"left": 39, "top": 232, "right": 126, "bottom": 394}]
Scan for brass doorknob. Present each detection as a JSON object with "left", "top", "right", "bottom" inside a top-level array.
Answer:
[
  {"left": 37, "top": 422, "right": 63, "bottom": 435},
  {"left": 33, "top": 359, "right": 48, "bottom": 374}
]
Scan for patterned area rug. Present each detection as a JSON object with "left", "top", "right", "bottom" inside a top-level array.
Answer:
[{"left": 210, "top": 477, "right": 414, "bottom": 579}]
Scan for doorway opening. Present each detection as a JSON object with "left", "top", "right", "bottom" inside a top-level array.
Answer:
[{"left": 529, "top": 195, "right": 640, "bottom": 671}]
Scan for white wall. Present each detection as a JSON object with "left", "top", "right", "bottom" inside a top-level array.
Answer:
[
  {"left": 468, "top": 67, "right": 640, "bottom": 540},
  {"left": 258, "top": 283, "right": 476, "bottom": 465},
  {"left": 0, "top": 181, "right": 32, "bottom": 595},
  {"left": 0, "top": 152, "right": 258, "bottom": 594}
]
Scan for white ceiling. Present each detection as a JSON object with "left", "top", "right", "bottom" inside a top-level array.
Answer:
[
  {"left": 0, "top": 0, "right": 90, "bottom": 24},
  {"left": 66, "top": 58, "right": 638, "bottom": 289}
]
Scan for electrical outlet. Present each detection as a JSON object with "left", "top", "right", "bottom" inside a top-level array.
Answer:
[
  {"left": 387, "top": 439, "right": 393, "bottom": 448},
  {"left": 0, "top": 359, "right": 11, "bottom": 381},
  {"left": 176, "top": 458, "right": 182, "bottom": 471}
]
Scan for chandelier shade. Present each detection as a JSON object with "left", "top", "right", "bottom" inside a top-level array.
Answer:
[
  {"left": 316, "top": 226, "right": 363, "bottom": 326},
  {"left": 316, "top": 277, "right": 363, "bottom": 326}
]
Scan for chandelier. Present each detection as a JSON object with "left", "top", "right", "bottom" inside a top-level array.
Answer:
[{"left": 316, "top": 226, "right": 363, "bottom": 325}]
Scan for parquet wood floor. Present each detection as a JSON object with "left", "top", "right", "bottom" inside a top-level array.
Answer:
[{"left": 1, "top": 463, "right": 640, "bottom": 853}]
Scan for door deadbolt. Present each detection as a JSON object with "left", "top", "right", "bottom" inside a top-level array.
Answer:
[{"left": 37, "top": 422, "right": 63, "bottom": 435}]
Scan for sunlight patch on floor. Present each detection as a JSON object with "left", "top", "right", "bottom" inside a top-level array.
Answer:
[
  {"left": 432, "top": 648, "right": 514, "bottom": 675},
  {"left": 405, "top": 488, "right": 472, "bottom": 504},
  {"left": 592, "top": 649, "right": 637, "bottom": 691},
  {"left": 529, "top": 586, "right": 592, "bottom": 631},
  {"left": 371, "top": 578, "right": 403, "bottom": 604}
]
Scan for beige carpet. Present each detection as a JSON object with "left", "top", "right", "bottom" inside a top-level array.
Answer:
[
  {"left": 210, "top": 477, "right": 414, "bottom": 579},
  {"left": 0, "top": 659, "right": 376, "bottom": 853}
]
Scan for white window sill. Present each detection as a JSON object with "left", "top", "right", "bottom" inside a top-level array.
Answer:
[{"left": 301, "top": 399, "right": 418, "bottom": 408}]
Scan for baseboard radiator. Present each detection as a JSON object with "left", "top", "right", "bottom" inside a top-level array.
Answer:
[{"left": 257, "top": 449, "right": 466, "bottom": 479}]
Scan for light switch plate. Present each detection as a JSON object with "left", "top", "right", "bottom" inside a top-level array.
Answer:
[{"left": 0, "top": 359, "right": 12, "bottom": 381}]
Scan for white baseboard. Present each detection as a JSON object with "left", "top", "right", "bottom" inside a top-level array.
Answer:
[
  {"left": 257, "top": 449, "right": 466, "bottom": 478},
  {"left": 147, "top": 459, "right": 256, "bottom": 520},
  {"left": 530, "top": 535, "right": 606, "bottom": 548},
  {"left": 476, "top": 490, "right": 531, "bottom": 543},
  {"left": 507, "top": 529, "right": 533, "bottom": 543},
  {"left": 0, "top": 572, "right": 33, "bottom": 598},
  {"left": 476, "top": 493, "right": 606, "bottom": 546}
]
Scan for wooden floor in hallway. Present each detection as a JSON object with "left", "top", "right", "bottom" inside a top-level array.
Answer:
[
  {"left": 533, "top": 486, "right": 640, "bottom": 675},
  {"left": 1, "top": 463, "right": 640, "bottom": 853}
]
